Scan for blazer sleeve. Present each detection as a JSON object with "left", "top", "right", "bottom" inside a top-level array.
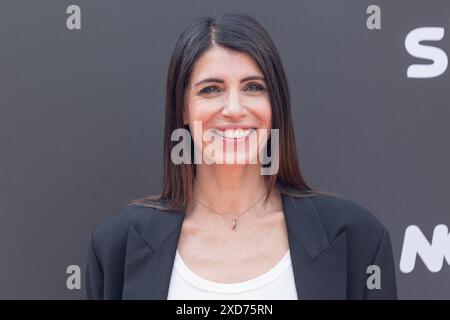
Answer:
[
  {"left": 85, "top": 231, "right": 104, "bottom": 300},
  {"left": 365, "top": 226, "right": 398, "bottom": 299}
]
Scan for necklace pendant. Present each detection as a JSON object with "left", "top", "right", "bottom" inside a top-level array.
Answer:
[{"left": 232, "top": 219, "right": 237, "bottom": 230}]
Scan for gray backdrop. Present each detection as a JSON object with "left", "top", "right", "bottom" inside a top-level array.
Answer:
[{"left": 1, "top": 0, "right": 449, "bottom": 299}]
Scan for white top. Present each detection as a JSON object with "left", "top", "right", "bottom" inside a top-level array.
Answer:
[{"left": 167, "top": 249, "right": 299, "bottom": 300}]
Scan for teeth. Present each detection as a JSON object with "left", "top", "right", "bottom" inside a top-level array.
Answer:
[{"left": 213, "top": 128, "right": 255, "bottom": 139}]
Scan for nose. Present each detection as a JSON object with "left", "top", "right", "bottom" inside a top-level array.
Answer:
[{"left": 221, "top": 88, "right": 247, "bottom": 119}]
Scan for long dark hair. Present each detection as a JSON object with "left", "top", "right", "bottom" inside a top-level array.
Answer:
[{"left": 128, "top": 13, "right": 336, "bottom": 211}]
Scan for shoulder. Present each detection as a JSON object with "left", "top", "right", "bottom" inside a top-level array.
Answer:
[
  {"left": 294, "top": 193, "right": 397, "bottom": 299},
  {"left": 89, "top": 203, "right": 163, "bottom": 262},
  {"left": 301, "top": 193, "right": 389, "bottom": 250},
  {"left": 91, "top": 204, "right": 160, "bottom": 242},
  {"left": 308, "top": 194, "right": 385, "bottom": 231}
]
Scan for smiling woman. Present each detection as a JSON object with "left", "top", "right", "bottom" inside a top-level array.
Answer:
[{"left": 85, "top": 13, "right": 398, "bottom": 300}]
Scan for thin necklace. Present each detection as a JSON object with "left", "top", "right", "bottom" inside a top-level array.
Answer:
[{"left": 195, "top": 192, "right": 267, "bottom": 231}]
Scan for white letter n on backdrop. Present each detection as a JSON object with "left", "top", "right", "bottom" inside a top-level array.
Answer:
[{"left": 400, "top": 224, "right": 450, "bottom": 273}]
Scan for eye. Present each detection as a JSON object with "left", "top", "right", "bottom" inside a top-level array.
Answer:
[
  {"left": 245, "top": 83, "right": 266, "bottom": 92},
  {"left": 199, "top": 86, "right": 222, "bottom": 95}
]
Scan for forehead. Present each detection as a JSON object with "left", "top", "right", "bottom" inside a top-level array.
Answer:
[{"left": 190, "top": 46, "right": 264, "bottom": 81}]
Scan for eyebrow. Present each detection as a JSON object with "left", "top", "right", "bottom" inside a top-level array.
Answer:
[{"left": 194, "top": 76, "right": 266, "bottom": 87}]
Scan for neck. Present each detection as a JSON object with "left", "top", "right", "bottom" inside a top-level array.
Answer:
[{"left": 192, "top": 164, "right": 270, "bottom": 217}]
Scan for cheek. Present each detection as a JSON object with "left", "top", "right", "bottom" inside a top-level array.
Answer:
[
  {"left": 262, "top": 104, "right": 272, "bottom": 127},
  {"left": 187, "top": 98, "right": 220, "bottom": 125},
  {"left": 248, "top": 99, "right": 272, "bottom": 128},
  {"left": 186, "top": 99, "right": 218, "bottom": 148}
]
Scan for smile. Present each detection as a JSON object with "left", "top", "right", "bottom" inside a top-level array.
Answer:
[{"left": 211, "top": 128, "right": 257, "bottom": 140}]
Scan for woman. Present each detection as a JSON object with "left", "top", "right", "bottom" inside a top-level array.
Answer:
[{"left": 86, "top": 13, "right": 397, "bottom": 300}]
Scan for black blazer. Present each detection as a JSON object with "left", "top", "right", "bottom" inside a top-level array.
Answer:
[{"left": 85, "top": 193, "right": 398, "bottom": 299}]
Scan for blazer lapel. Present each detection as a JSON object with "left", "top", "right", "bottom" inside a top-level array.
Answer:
[
  {"left": 282, "top": 194, "right": 347, "bottom": 299},
  {"left": 122, "top": 206, "right": 184, "bottom": 299},
  {"left": 121, "top": 193, "right": 347, "bottom": 300}
]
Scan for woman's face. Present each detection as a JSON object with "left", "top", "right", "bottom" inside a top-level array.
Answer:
[{"left": 184, "top": 45, "right": 272, "bottom": 165}]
